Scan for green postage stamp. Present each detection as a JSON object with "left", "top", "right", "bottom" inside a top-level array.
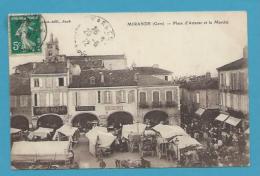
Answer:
[{"left": 9, "top": 14, "right": 45, "bottom": 54}]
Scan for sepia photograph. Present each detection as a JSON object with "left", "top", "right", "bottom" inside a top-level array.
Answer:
[{"left": 9, "top": 12, "right": 249, "bottom": 169}]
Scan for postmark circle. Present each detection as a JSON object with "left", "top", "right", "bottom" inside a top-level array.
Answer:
[{"left": 74, "top": 15, "right": 115, "bottom": 56}]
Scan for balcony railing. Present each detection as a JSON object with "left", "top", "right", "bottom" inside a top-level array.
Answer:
[
  {"left": 139, "top": 102, "right": 149, "bottom": 109},
  {"left": 165, "top": 101, "right": 178, "bottom": 108},
  {"left": 152, "top": 101, "right": 162, "bottom": 108}
]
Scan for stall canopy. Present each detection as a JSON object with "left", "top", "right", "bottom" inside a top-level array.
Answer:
[
  {"left": 152, "top": 124, "right": 188, "bottom": 139},
  {"left": 225, "top": 116, "right": 241, "bottom": 126},
  {"left": 11, "top": 128, "right": 21, "bottom": 134},
  {"left": 195, "top": 108, "right": 205, "bottom": 116},
  {"left": 171, "top": 135, "right": 202, "bottom": 149},
  {"left": 245, "top": 128, "right": 249, "bottom": 134},
  {"left": 11, "top": 141, "right": 71, "bottom": 162},
  {"left": 53, "top": 125, "right": 79, "bottom": 140},
  {"left": 85, "top": 127, "right": 116, "bottom": 155},
  {"left": 121, "top": 123, "right": 146, "bottom": 139},
  {"left": 28, "top": 127, "right": 54, "bottom": 139},
  {"left": 215, "top": 113, "right": 229, "bottom": 122}
]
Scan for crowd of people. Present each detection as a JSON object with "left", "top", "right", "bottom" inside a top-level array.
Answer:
[{"left": 182, "top": 118, "right": 249, "bottom": 167}]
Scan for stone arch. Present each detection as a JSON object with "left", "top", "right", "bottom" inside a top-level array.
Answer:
[
  {"left": 11, "top": 115, "right": 29, "bottom": 130},
  {"left": 144, "top": 110, "right": 169, "bottom": 127},
  {"left": 71, "top": 113, "right": 99, "bottom": 132},
  {"left": 37, "top": 113, "right": 63, "bottom": 129},
  {"left": 107, "top": 111, "right": 133, "bottom": 128}
]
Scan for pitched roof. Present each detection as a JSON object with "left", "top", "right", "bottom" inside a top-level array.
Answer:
[
  {"left": 66, "top": 54, "right": 125, "bottom": 61},
  {"left": 217, "top": 58, "right": 247, "bottom": 71},
  {"left": 10, "top": 74, "right": 31, "bottom": 95},
  {"left": 15, "top": 62, "right": 35, "bottom": 73},
  {"left": 32, "top": 62, "right": 67, "bottom": 74},
  {"left": 133, "top": 67, "right": 172, "bottom": 75},
  {"left": 137, "top": 75, "right": 173, "bottom": 86},
  {"left": 69, "top": 69, "right": 137, "bottom": 88},
  {"left": 181, "top": 78, "right": 218, "bottom": 90}
]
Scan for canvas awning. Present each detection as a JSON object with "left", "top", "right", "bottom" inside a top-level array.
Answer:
[
  {"left": 11, "top": 128, "right": 21, "bottom": 134},
  {"left": 215, "top": 113, "right": 229, "bottom": 122},
  {"left": 244, "top": 128, "right": 249, "bottom": 134},
  {"left": 152, "top": 124, "right": 188, "bottom": 139},
  {"left": 225, "top": 116, "right": 241, "bottom": 126},
  {"left": 121, "top": 123, "right": 147, "bottom": 139},
  {"left": 195, "top": 108, "right": 205, "bottom": 116},
  {"left": 53, "top": 125, "right": 79, "bottom": 140},
  {"left": 171, "top": 135, "right": 202, "bottom": 149},
  {"left": 28, "top": 127, "right": 54, "bottom": 139},
  {"left": 11, "top": 141, "right": 71, "bottom": 162}
]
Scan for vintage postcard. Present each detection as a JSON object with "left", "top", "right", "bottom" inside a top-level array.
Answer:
[{"left": 9, "top": 12, "right": 249, "bottom": 169}]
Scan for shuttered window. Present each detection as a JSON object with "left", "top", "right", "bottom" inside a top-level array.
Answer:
[
  {"left": 140, "top": 92, "right": 146, "bottom": 104},
  {"left": 153, "top": 91, "right": 160, "bottom": 103}
]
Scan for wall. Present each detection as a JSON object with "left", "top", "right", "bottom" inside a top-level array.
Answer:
[
  {"left": 137, "top": 86, "right": 180, "bottom": 125},
  {"left": 68, "top": 87, "right": 138, "bottom": 126}
]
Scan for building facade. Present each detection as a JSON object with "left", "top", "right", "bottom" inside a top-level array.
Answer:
[{"left": 217, "top": 55, "right": 249, "bottom": 129}]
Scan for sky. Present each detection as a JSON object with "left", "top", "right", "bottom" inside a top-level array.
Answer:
[{"left": 9, "top": 12, "right": 247, "bottom": 77}]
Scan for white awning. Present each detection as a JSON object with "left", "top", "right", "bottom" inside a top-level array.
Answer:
[
  {"left": 11, "top": 128, "right": 21, "bottom": 134},
  {"left": 195, "top": 108, "right": 205, "bottom": 116},
  {"left": 225, "top": 116, "right": 241, "bottom": 126},
  {"left": 244, "top": 128, "right": 249, "bottom": 134},
  {"left": 215, "top": 114, "right": 229, "bottom": 122}
]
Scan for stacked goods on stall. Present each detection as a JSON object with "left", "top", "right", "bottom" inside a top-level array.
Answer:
[
  {"left": 11, "top": 141, "right": 73, "bottom": 169},
  {"left": 139, "top": 130, "right": 156, "bottom": 157},
  {"left": 27, "top": 127, "right": 54, "bottom": 141},
  {"left": 52, "top": 125, "right": 80, "bottom": 146},
  {"left": 170, "top": 135, "right": 202, "bottom": 167},
  {"left": 152, "top": 124, "right": 188, "bottom": 160},
  {"left": 85, "top": 127, "right": 116, "bottom": 157},
  {"left": 11, "top": 128, "right": 22, "bottom": 143},
  {"left": 121, "top": 123, "right": 146, "bottom": 152}
]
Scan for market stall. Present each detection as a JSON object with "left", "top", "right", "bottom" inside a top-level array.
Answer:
[
  {"left": 53, "top": 125, "right": 80, "bottom": 145},
  {"left": 85, "top": 127, "right": 116, "bottom": 157},
  {"left": 121, "top": 123, "right": 147, "bottom": 152},
  {"left": 27, "top": 127, "right": 54, "bottom": 141},
  {"left": 11, "top": 141, "right": 73, "bottom": 165},
  {"left": 152, "top": 124, "right": 188, "bottom": 139}
]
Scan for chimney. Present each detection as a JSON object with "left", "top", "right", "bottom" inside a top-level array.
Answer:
[
  {"left": 100, "top": 72, "right": 104, "bottom": 84},
  {"left": 243, "top": 46, "right": 248, "bottom": 59}
]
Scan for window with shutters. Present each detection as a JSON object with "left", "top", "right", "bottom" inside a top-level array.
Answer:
[
  {"left": 140, "top": 92, "right": 147, "bottom": 104},
  {"left": 34, "top": 78, "right": 39, "bottom": 87},
  {"left": 166, "top": 91, "right": 173, "bottom": 102},
  {"left": 20, "top": 95, "right": 28, "bottom": 107},
  {"left": 128, "top": 90, "right": 135, "bottom": 104},
  {"left": 58, "top": 77, "right": 64, "bottom": 87},
  {"left": 116, "top": 90, "right": 126, "bottom": 103},
  {"left": 53, "top": 92, "right": 60, "bottom": 106},
  {"left": 90, "top": 77, "right": 96, "bottom": 85},
  {"left": 34, "top": 94, "right": 38, "bottom": 106},
  {"left": 152, "top": 91, "right": 160, "bottom": 103},
  {"left": 104, "top": 91, "right": 112, "bottom": 104},
  {"left": 97, "top": 91, "right": 101, "bottom": 103}
]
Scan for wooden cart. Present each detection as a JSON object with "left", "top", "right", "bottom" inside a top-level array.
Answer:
[
  {"left": 127, "top": 133, "right": 141, "bottom": 152},
  {"left": 156, "top": 137, "right": 169, "bottom": 159},
  {"left": 139, "top": 135, "right": 156, "bottom": 157}
]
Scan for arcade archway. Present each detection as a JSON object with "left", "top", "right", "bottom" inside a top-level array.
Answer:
[
  {"left": 144, "top": 110, "right": 169, "bottom": 127},
  {"left": 37, "top": 114, "right": 63, "bottom": 129},
  {"left": 107, "top": 111, "right": 133, "bottom": 128},
  {"left": 11, "top": 115, "right": 29, "bottom": 130},
  {"left": 72, "top": 113, "right": 99, "bottom": 132}
]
